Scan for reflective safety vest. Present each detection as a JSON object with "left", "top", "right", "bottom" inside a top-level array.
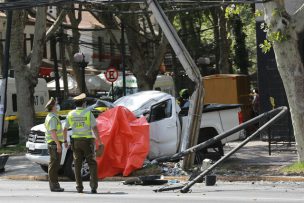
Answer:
[
  {"left": 67, "top": 109, "right": 93, "bottom": 139},
  {"left": 45, "top": 113, "right": 64, "bottom": 143}
]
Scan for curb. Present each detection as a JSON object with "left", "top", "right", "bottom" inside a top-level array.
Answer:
[
  {"left": 216, "top": 175, "right": 304, "bottom": 182},
  {"left": 1, "top": 174, "right": 304, "bottom": 182}
]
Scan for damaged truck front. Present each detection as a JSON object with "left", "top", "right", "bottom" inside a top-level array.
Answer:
[
  {"left": 114, "top": 91, "right": 243, "bottom": 162},
  {"left": 25, "top": 91, "right": 243, "bottom": 179}
]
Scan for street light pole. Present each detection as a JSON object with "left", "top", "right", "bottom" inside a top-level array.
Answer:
[
  {"left": 81, "top": 59, "right": 86, "bottom": 93},
  {"left": 74, "top": 52, "right": 89, "bottom": 94},
  {"left": 51, "top": 35, "right": 61, "bottom": 102},
  {"left": 121, "top": 20, "right": 126, "bottom": 96}
]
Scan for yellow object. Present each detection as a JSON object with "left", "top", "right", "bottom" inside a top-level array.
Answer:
[
  {"left": 45, "top": 113, "right": 64, "bottom": 143},
  {"left": 94, "top": 107, "right": 108, "bottom": 112},
  {"left": 4, "top": 116, "right": 17, "bottom": 121},
  {"left": 4, "top": 107, "right": 108, "bottom": 121},
  {"left": 269, "top": 97, "right": 275, "bottom": 109},
  {"left": 67, "top": 109, "right": 93, "bottom": 139}
]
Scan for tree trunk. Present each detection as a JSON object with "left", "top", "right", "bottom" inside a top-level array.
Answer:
[
  {"left": 218, "top": 7, "right": 231, "bottom": 73},
  {"left": 210, "top": 9, "right": 220, "bottom": 73},
  {"left": 12, "top": 7, "right": 47, "bottom": 143},
  {"left": 231, "top": 15, "right": 249, "bottom": 75},
  {"left": 263, "top": 1, "right": 304, "bottom": 161},
  {"left": 10, "top": 10, "right": 34, "bottom": 143},
  {"left": 124, "top": 13, "right": 151, "bottom": 90}
]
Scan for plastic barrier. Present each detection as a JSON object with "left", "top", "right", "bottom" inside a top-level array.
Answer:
[{"left": 96, "top": 106, "right": 150, "bottom": 178}]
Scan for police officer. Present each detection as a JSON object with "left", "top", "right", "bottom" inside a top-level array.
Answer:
[
  {"left": 44, "top": 97, "right": 65, "bottom": 192},
  {"left": 63, "top": 93, "right": 103, "bottom": 194}
]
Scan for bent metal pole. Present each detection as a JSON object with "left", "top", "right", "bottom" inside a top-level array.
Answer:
[
  {"left": 153, "top": 106, "right": 288, "bottom": 193},
  {"left": 154, "top": 106, "right": 287, "bottom": 163},
  {"left": 146, "top": 0, "right": 204, "bottom": 170}
]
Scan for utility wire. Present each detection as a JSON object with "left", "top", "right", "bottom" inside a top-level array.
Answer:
[{"left": 0, "top": 0, "right": 271, "bottom": 10}]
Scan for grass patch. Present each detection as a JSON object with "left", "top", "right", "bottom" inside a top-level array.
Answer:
[
  {"left": 0, "top": 144, "right": 26, "bottom": 155},
  {"left": 280, "top": 162, "right": 304, "bottom": 174}
]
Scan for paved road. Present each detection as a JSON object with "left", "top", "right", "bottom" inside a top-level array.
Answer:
[
  {"left": 0, "top": 179, "right": 303, "bottom": 203},
  {"left": 0, "top": 141, "right": 299, "bottom": 179}
]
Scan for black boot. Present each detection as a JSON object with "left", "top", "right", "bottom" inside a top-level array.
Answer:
[
  {"left": 50, "top": 183, "right": 64, "bottom": 192},
  {"left": 51, "top": 187, "right": 64, "bottom": 192}
]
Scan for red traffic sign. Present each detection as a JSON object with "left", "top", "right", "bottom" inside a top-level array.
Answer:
[{"left": 105, "top": 67, "right": 118, "bottom": 83}]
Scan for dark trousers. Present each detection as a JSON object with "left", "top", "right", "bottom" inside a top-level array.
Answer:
[
  {"left": 73, "top": 139, "right": 98, "bottom": 191},
  {"left": 48, "top": 142, "right": 62, "bottom": 189}
]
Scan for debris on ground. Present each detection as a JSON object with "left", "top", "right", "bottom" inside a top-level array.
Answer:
[
  {"left": 160, "top": 161, "right": 188, "bottom": 176},
  {"left": 123, "top": 175, "right": 168, "bottom": 185}
]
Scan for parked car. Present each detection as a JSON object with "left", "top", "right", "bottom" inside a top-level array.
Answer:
[{"left": 25, "top": 91, "right": 243, "bottom": 179}]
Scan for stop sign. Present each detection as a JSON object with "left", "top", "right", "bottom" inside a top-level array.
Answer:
[{"left": 105, "top": 67, "right": 118, "bottom": 83}]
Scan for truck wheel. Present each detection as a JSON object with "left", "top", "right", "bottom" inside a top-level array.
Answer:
[
  {"left": 63, "top": 152, "right": 90, "bottom": 181},
  {"left": 40, "top": 165, "right": 48, "bottom": 173},
  {"left": 195, "top": 128, "right": 223, "bottom": 163}
]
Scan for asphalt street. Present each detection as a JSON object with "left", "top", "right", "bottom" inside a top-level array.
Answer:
[
  {"left": 0, "top": 179, "right": 303, "bottom": 203},
  {"left": 0, "top": 141, "right": 303, "bottom": 202},
  {"left": 0, "top": 141, "right": 300, "bottom": 181}
]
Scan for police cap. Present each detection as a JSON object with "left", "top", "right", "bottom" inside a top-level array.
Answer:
[{"left": 45, "top": 97, "right": 56, "bottom": 110}]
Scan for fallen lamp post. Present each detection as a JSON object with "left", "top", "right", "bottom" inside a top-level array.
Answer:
[{"left": 153, "top": 106, "right": 288, "bottom": 193}]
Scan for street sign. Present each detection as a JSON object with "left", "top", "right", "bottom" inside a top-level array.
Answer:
[{"left": 105, "top": 67, "right": 118, "bottom": 83}]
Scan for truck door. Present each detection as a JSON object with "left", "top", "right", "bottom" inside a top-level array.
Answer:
[{"left": 148, "top": 98, "right": 179, "bottom": 159}]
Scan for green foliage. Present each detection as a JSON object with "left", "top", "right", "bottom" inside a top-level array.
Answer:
[
  {"left": 271, "top": 8, "right": 285, "bottom": 17},
  {"left": 258, "top": 21, "right": 289, "bottom": 53},
  {"left": 225, "top": 4, "right": 241, "bottom": 18},
  {"left": 269, "top": 31, "right": 288, "bottom": 42},
  {"left": 259, "top": 39, "right": 272, "bottom": 53},
  {"left": 226, "top": 4, "right": 255, "bottom": 74},
  {"left": 0, "top": 144, "right": 26, "bottom": 155},
  {"left": 255, "top": 9, "right": 263, "bottom": 17},
  {"left": 280, "top": 162, "right": 304, "bottom": 174}
]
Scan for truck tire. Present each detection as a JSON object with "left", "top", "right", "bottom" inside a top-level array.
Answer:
[
  {"left": 40, "top": 165, "right": 48, "bottom": 173},
  {"left": 63, "top": 152, "right": 90, "bottom": 181},
  {"left": 195, "top": 128, "right": 224, "bottom": 163}
]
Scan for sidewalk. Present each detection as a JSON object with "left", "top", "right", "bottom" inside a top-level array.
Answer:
[
  {"left": 215, "top": 140, "right": 304, "bottom": 182},
  {"left": 0, "top": 141, "right": 302, "bottom": 182}
]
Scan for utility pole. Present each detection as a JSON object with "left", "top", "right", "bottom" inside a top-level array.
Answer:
[
  {"left": 59, "top": 27, "right": 69, "bottom": 100},
  {"left": 50, "top": 35, "right": 61, "bottom": 103},
  {"left": 121, "top": 20, "right": 126, "bottom": 96},
  {"left": 146, "top": 0, "right": 204, "bottom": 170}
]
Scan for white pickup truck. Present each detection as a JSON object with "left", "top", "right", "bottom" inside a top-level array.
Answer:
[{"left": 26, "top": 91, "right": 243, "bottom": 179}]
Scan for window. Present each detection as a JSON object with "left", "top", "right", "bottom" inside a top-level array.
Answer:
[{"left": 149, "top": 99, "right": 172, "bottom": 122}]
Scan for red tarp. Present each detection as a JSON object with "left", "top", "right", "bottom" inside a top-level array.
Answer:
[{"left": 96, "top": 106, "right": 150, "bottom": 179}]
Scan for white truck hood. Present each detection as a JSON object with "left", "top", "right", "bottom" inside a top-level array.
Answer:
[
  {"left": 114, "top": 90, "right": 178, "bottom": 116},
  {"left": 31, "top": 120, "right": 66, "bottom": 132}
]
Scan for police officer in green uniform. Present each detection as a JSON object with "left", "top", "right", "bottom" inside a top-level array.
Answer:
[
  {"left": 44, "top": 97, "right": 66, "bottom": 192},
  {"left": 63, "top": 93, "right": 103, "bottom": 194}
]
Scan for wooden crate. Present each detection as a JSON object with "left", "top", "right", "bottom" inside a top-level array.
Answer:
[{"left": 203, "top": 74, "right": 251, "bottom": 120}]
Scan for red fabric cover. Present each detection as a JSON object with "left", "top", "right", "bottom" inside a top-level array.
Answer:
[{"left": 96, "top": 106, "right": 150, "bottom": 179}]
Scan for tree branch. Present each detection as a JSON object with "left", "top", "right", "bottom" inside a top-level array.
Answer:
[
  {"left": 30, "top": 7, "right": 47, "bottom": 83},
  {"left": 146, "top": 34, "right": 168, "bottom": 77},
  {"left": 144, "top": 13, "right": 156, "bottom": 39},
  {"left": 46, "top": 9, "right": 68, "bottom": 41}
]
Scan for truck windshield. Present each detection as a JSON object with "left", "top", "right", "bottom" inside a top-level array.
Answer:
[{"left": 108, "top": 87, "right": 139, "bottom": 101}]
